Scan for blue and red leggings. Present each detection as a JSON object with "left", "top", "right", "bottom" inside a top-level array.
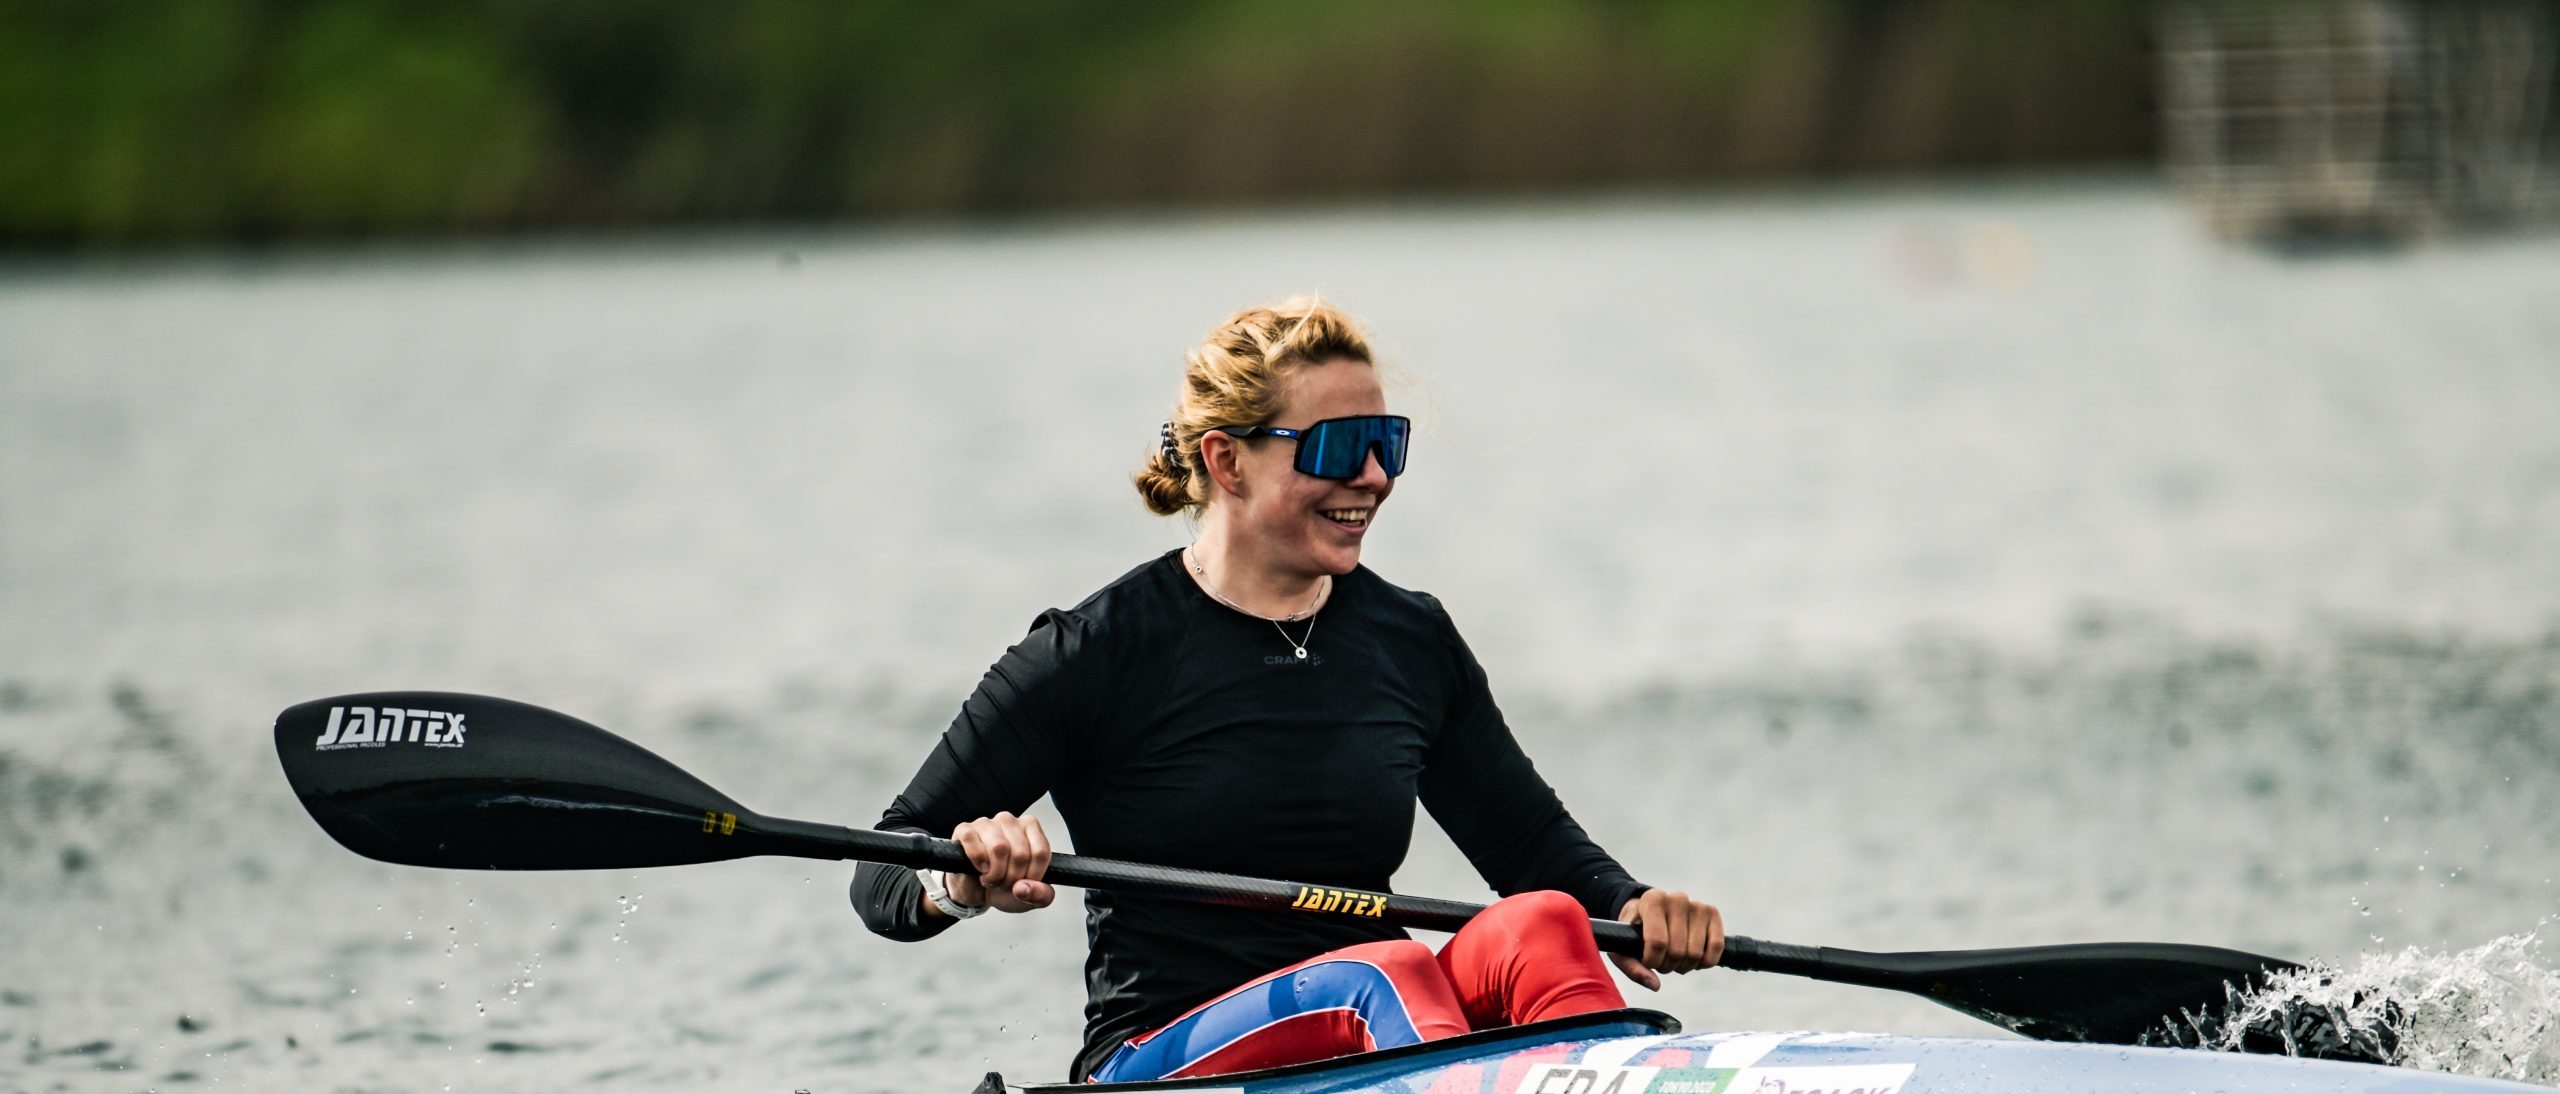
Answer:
[{"left": 1091, "top": 891, "right": 1624, "bottom": 1083}]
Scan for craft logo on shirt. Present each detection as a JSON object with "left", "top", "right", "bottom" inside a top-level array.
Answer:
[
  {"left": 313, "top": 705, "right": 468, "bottom": 751},
  {"left": 1263, "top": 652, "right": 1325, "bottom": 668}
]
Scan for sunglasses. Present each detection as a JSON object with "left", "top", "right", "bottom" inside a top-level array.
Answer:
[{"left": 1214, "top": 414, "right": 1411, "bottom": 480}]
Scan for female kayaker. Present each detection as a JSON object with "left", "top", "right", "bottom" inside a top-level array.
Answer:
[{"left": 853, "top": 297, "right": 1722, "bottom": 1082}]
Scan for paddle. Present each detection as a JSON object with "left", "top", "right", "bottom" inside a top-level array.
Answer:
[{"left": 274, "top": 691, "right": 2376, "bottom": 1062}]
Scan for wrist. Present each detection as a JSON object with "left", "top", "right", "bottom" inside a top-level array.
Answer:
[{"left": 919, "top": 867, "right": 988, "bottom": 919}]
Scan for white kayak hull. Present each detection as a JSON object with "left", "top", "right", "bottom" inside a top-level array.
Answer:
[{"left": 1001, "top": 1009, "right": 2542, "bottom": 1094}]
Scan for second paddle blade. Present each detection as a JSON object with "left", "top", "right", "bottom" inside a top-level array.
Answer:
[
  {"left": 275, "top": 692, "right": 760, "bottom": 870},
  {"left": 1886, "top": 941, "right": 2294, "bottom": 1044}
]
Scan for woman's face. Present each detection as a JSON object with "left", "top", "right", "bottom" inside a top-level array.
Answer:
[{"left": 1225, "top": 359, "right": 1394, "bottom": 578}]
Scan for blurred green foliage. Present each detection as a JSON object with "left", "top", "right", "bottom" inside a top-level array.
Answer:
[{"left": 0, "top": 0, "right": 2154, "bottom": 246}]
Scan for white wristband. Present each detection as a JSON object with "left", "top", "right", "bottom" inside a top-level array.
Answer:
[{"left": 919, "top": 867, "right": 987, "bottom": 920}]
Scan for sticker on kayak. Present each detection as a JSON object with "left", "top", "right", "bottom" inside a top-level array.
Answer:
[
  {"left": 313, "top": 705, "right": 469, "bottom": 751},
  {"left": 1726, "top": 1064, "right": 1913, "bottom": 1094},
  {"left": 1514, "top": 1063, "right": 1914, "bottom": 1094},
  {"left": 1519, "top": 1064, "right": 1660, "bottom": 1094}
]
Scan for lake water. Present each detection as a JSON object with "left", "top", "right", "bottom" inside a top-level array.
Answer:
[{"left": 4, "top": 176, "right": 2557, "bottom": 1091}]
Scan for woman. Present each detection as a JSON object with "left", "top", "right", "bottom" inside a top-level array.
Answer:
[{"left": 853, "top": 298, "right": 1722, "bottom": 1082}]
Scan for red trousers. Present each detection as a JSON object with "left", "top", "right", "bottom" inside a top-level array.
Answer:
[{"left": 1092, "top": 891, "right": 1624, "bottom": 1082}]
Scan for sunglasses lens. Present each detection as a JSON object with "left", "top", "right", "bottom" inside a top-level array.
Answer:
[
  {"left": 1374, "top": 418, "right": 1408, "bottom": 476},
  {"left": 1298, "top": 417, "right": 1409, "bottom": 479}
]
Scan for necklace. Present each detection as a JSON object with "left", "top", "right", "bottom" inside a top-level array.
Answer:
[{"left": 1186, "top": 546, "right": 1327, "bottom": 660}]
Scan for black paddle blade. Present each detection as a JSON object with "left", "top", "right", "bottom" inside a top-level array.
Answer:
[
  {"left": 275, "top": 692, "right": 762, "bottom": 870},
  {"left": 1859, "top": 942, "right": 2328, "bottom": 1049}
]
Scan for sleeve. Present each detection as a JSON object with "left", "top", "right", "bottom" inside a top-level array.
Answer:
[
  {"left": 851, "top": 608, "right": 1102, "bottom": 941},
  {"left": 1415, "top": 598, "right": 1651, "bottom": 922}
]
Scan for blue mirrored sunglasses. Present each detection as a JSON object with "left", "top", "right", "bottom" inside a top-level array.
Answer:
[{"left": 1213, "top": 414, "right": 1410, "bottom": 480}]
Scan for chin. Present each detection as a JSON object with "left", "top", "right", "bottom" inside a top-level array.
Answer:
[{"left": 1310, "top": 542, "right": 1364, "bottom": 575}]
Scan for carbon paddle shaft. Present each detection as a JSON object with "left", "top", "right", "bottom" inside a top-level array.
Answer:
[
  {"left": 1719, "top": 936, "right": 1824, "bottom": 974},
  {"left": 773, "top": 818, "right": 1655, "bottom": 955}
]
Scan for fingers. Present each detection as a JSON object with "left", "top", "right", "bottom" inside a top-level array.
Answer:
[
  {"left": 1012, "top": 879, "right": 1056, "bottom": 909},
  {"left": 970, "top": 813, "right": 1019, "bottom": 882},
  {"left": 1659, "top": 890, "right": 1718, "bottom": 974},
  {"left": 1022, "top": 815, "right": 1052, "bottom": 885},
  {"left": 1653, "top": 890, "right": 1690, "bottom": 973},
  {"left": 991, "top": 816, "right": 1054, "bottom": 913},
  {"left": 959, "top": 812, "right": 1029, "bottom": 886},
  {"left": 1608, "top": 951, "right": 1662, "bottom": 992},
  {"left": 949, "top": 813, "right": 1054, "bottom": 915},
  {"left": 1624, "top": 890, "right": 1669, "bottom": 972},
  {"left": 947, "top": 823, "right": 992, "bottom": 907},
  {"left": 1625, "top": 889, "right": 1723, "bottom": 976},
  {"left": 1675, "top": 892, "right": 1706, "bottom": 973}
]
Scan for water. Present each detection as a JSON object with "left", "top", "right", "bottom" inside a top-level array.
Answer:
[
  {"left": 3, "top": 176, "right": 2557, "bottom": 1090},
  {"left": 2215, "top": 931, "right": 2560, "bottom": 1082}
]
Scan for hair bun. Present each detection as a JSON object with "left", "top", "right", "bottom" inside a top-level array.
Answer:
[{"left": 1133, "top": 297, "right": 1374, "bottom": 517}]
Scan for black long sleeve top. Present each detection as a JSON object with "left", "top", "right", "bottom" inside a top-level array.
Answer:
[{"left": 850, "top": 550, "right": 1647, "bottom": 1080}]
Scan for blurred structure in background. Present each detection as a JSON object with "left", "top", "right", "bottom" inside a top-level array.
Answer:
[
  {"left": 2161, "top": 1, "right": 2560, "bottom": 241},
  {"left": 8, "top": 1, "right": 2555, "bottom": 250},
  {"left": 0, "top": 0, "right": 2157, "bottom": 248}
]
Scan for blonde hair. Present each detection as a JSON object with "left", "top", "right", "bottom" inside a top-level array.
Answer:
[{"left": 1134, "top": 296, "right": 1376, "bottom": 517}]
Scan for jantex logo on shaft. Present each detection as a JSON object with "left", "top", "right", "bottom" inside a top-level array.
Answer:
[
  {"left": 314, "top": 706, "right": 468, "bottom": 751},
  {"left": 1291, "top": 885, "right": 1388, "bottom": 918}
]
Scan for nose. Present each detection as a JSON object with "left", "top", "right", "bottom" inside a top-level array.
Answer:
[{"left": 1346, "top": 446, "right": 1392, "bottom": 491}]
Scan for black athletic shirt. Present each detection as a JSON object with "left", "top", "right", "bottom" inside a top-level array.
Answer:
[{"left": 850, "top": 549, "right": 1648, "bottom": 1080}]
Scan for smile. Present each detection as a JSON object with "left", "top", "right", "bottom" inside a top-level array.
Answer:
[{"left": 1321, "top": 508, "right": 1371, "bottom": 528}]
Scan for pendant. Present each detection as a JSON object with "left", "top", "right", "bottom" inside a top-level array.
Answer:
[{"left": 1294, "top": 647, "right": 1308, "bottom": 659}]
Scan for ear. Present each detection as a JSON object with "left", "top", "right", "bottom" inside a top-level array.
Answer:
[{"left": 1198, "top": 429, "right": 1248, "bottom": 501}]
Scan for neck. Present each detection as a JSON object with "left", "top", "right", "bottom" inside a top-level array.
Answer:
[{"left": 1187, "top": 521, "right": 1331, "bottom": 619}]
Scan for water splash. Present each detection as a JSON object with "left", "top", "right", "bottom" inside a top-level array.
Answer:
[
  {"left": 500, "top": 952, "right": 544, "bottom": 1002},
  {"left": 2211, "top": 932, "right": 2560, "bottom": 1084}
]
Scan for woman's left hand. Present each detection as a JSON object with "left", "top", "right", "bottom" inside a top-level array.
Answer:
[{"left": 1610, "top": 889, "right": 1724, "bottom": 991}]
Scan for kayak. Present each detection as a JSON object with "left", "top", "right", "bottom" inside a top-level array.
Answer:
[{"left": 983, "top": 1009, "right": 2546, "bottom": 1093}]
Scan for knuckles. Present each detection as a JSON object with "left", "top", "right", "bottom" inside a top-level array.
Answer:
[{"left": 956, "top": 815, "right": 1050, "bottom": 884}]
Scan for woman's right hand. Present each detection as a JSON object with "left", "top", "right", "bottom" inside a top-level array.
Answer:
[{"left": 940, "top": 811, "right": 1056, "bottom": 915}]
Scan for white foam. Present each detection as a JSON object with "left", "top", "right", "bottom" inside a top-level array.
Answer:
[{"left": 2215, "top": 930, "right": 2560, "bottom": 1085}]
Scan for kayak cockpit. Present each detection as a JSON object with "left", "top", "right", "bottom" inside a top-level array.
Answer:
[{"left": 995, "top": 1008, "right": 1682, "bottom": 1092}]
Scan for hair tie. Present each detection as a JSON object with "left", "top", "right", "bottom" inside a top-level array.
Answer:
[{"left": 1159, "top": 420, "right": 1184, "bottom": 474}]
